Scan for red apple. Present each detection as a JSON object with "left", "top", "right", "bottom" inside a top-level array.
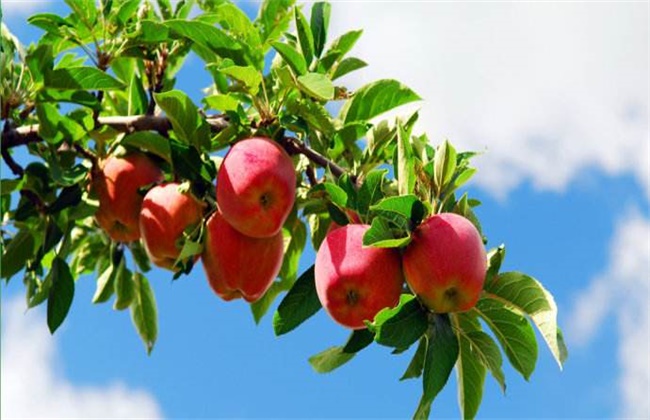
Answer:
[
  {"left": 403, "top": 213, "right": 487, "bottom": 313},
  {"left": 201, "top": 212, "right": 284, "bottom": 302},
  {"left": 217, "top": 137, "right": 296, "bottom": 238},
  {"left": 139, "top": 183, "right": 205, "bottom": 270},
  {"left": 92, "top": 153, "right": 163, "bottom": 242},
  {"left": 315, "top": 224, "right": 404, "bottom": 329}
]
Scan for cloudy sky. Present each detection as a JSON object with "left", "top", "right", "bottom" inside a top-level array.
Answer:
[{"left": 1, "top": 1, "right": 648, "bottom": 419}]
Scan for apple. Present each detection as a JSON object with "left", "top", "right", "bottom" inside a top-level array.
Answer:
[
  {"left": 139, "top": 183, "right": 205, "bottom": 270},
  {"left": 315, "top": 224, "right": 404, "bottom": 329},
  {"left": 403, "top": 213, "right": 487, "bottom": 313},
  {"left": 217, "top": 137, "right": 296, "bottom": 238},
  {"left": 201, "top": 211, "right": 284, "bottom": 302},
  {"left": 92, "top": 153, "right": 163, "bottom": 242}
]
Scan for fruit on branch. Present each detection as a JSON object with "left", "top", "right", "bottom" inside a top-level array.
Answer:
[
  {"left": 217, "top": 137, "right": 296, "bottom": 238},
  {"left": 139, "top": 182, "right": 205, "bottom": 270},
  {"left": 91, "top": 153, "right": 163, "bottom": 243},
  {"left": 201, "top": 211, "right": 284, "bottom": 302},
  {"left": 315, "top": 224, "right": 404, "bottom": 329},
  {"left": 403, "top": 213, "right": 487, "bottom": 313}
]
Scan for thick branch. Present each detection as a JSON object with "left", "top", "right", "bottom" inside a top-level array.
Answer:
[{"left": 2, "top": 114, "right": 351, "bottom": 183}]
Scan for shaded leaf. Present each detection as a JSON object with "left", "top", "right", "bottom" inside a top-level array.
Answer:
[
  {"left": 273, "top": 266, "right": 321, "bottom": 335},
  {"left": 47, "top": 257, "right": 75, "bottom": 334},
  {"left": 372, "top": 294, "right": 427, "bottom": 349},
  {"left": 46, "top": 67, "right": 124, "bottom": 90},
  {"left": 309, "top": 346, "right": 355, "bottom": 374},
  {"left": 332, "top": 56, "right": 367, "bottom": 80},
  {"left": 130, "top": 272, "right": 158, "bottom": 354},
  {"left": 272, "top": 42, "right": 307, "bottom": 75}
]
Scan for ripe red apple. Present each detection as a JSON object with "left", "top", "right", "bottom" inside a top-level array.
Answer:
[
  {"left": 92, "top": 153, "right": 163, "bottom": 242},
  {"left": 139, "top": 183, "right": 205, "bottom": 270},
  {"left": 217, "top": 137, "right": 296, "bottom": 238},
  {"left": 403, "top": 213, "right": 487, "bottom": 313},
  {"left": 315, "top": 224, "right": 404, "bottom": 329},
  {"left": 201, "top": 212, "right": 284, "bottom": 302}
]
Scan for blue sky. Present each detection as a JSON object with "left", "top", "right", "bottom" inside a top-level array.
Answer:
[{"left": 2, "top": 1, "right": 649, "bottom": 419}]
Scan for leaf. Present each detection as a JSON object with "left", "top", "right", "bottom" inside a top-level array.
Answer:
[
  {"left": 309, "top": 346, "right": 355, "bottom": 374},
  {"left": 342, "top": 329, "right": 374, "bottom": 354},
  {"left": 332, "top": 56, "right": 367, "bottom": 80},
  {"left": 362, "top": 217, "right": 411, "bottom": 248},
  {"left": 47, "top": 257, "right": 75, "bottom": 334},
  {"left": 370, "top": 195, "right": 420, "bottom": 221},
  {"left": 113, "top": 259, "right": 134, "bottom": 311},
  {"left": 256, "top": 0, "right": 295, "bottom": 44},
  {"left": 324, "top": 29, "right": 362, "bottom": 63},
  {"left": 1, "top": 228, "right": 35, "bottom": 280},
  {"left": 415, "top": 314, "right": 459, "bottom": 419},
  {"left": 434, "top": 140, "right": 457, "bottom": 195},
  {"left": 297, "top": 72, "right": 334, "bottom": 101},
  {"left": 285, "top": 97, "right": 336, "bottom": 137},
  {"left": 251, "top": 281, "right": 286, "bottom": 324},
  {"left": 294, "top": 7, "right": 314, "bottom": 65},
  {"left": 456, "top": 326, "right": 487, "bottom": 420},
  {"left": 453, "top": 312, "right": 506, "bottom": 393},
  {"left": 401, "top": 338, "right": 426, "bottom": 381},
  {"left": 93, "top": 261, "right": 116, "bottom": 304},
  {"left": 485, "top": 245, "right": 506, "bottom": 284},
  {"left": 130, "top": 272, "right": 158, "bottom": 354},
  {"left": 272, "top": 41, "right": 307, "bottom": 75},
  {"left": 128, "top": 73, "right": 148, "bottom": 115},
  {"left": 341, "top": 79, "right": 421, "bottom": 124},
  {"left": 397, "top": 122, "right": 415, "bottom": 196},
  {"left": 357, "top": 169, "right": 387, "bottom": 216},
  {"left": 273, "top": 266, "right": 321, "bottom": 335},
  {"left": 372, "top": 295, "right": 427, "bottom": 350},
  {"left": 220, "top": 65, "right": 262, "bottom": 95},
  {"left": 46, "top": 67, "right": 125, "bottom": 90},
  {"left": 311, "top": 182, "right": 348, "bottom": 208},
  {"left": 310, "top": 2, "right": 330, "bottom": 58},
  {"left": 473, "top": 298, "right": 538, "bottom": 380},
  {"left": 37, "top": 89, "right": 100, "bottom": 110},
  {"left": 154, "top": 90, "right": 210, "bottom": 150},
  {"left": 204, "top": 94, "right": 240, "bottom": 112},
  {"left": 164, "top": 19, "right": 245, "bottom": 65},
  {"left": 120, "top": 132, "right": 172, "bottom": 163},
  {"left": 485, "top": 272, "right": 568, "bottom": 368}
]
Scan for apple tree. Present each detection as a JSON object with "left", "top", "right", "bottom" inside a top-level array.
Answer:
[{"left": 0, "top": 1, "right": 567, "bottom": 418}]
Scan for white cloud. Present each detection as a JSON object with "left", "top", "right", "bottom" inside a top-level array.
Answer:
[
  {"left": 1, "top": 296, "right": 164, "bottom": 419},
  {"left": 328, "top": 2, "right": 649, "bottom": 199},
  {"left": 567, "top": 211, "right": 650, "bottom": 419},
  {"left": 2, "top": 1, "right": 55, "bottom": 17}
]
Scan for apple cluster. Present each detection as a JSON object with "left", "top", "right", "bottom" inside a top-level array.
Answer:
[
  {"left": 315, "top": 212, "right": 487, "bottom": 329},
  {"left": 90, "top": 137, "right": 295, "bottom": 302},
  {"left": 91, "top": 137, "right": 486, "bottom": 326}
]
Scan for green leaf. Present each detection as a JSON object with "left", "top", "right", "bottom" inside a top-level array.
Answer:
[
  {"left": 341, "top": 79, "right": 421, "bottom": 124},
  {"left": 456, "top": 325, "right": 487, "bottom": 420},
  {"left": 204, "top": 94, "right": 240, "bottom": 112},
  {"left": 401, "top": 338, "right": 426, "bottom": 381},
  {"left": 485, "top": 272, "right": 568, "bottom": 368},
  {"left": 273, "top": 266, "right": 321, "bottom": 335},
  {"left": 370, "top": 195, "right": 420, "bottom": 221},
  {"left": 485, "top": 245, "right": 506, "bottom": 284},
  {"left": 309, "top": 346, "right": 356, "bottom": 374},
  {"left": 130, "top": 241, "right": 151, "bottom": 273},
  {"left": 37, "top": 89, "right": 100, "bottom": 110},
  {"left": 278, "top": 216, "right": 307, "bottom": 284},
  {"left": 154, "top": 90, "right": 210, "bottom": 150},
  {"left": 450, "top": 167, "right": 477, "bottom": 192},
  {"left": 285, "top": 97, "right": 336, "bottom": 137},
  {"left": 93, "top": 258, "right": 118, "bottom": 304},
  {"left": 120, "top": 132, "right": 172, "bottom": 163},
  {"left": 310, "top": 2, "right": 330, "bottom": 58},
  {"left": 297, "top": 72, "right": 334, "bottom": 101},
  {"left": 220, "top": 65, "right": 262, "bottom": 95},
  {"left": 1, "top": 229, "right": 36, "bottom": 280},
  {"left": 46, "top": 67, "right": 125, "bottom": 90},
  {"left": 323, "top": 29, "right": 362, "bottom": 64},
  {"left": 294, "top": 7, "right": 314, "bottom": 65},
  {"left": 372, "top": 295, "right": 427, "bottom": 349},
  {"left": 342, "top": 328, "right": 374, "bottom": 353},
  {"left": 257, "top": 0, "right": 295, "bottom": 44},
  {"left": 311, "top": 182, "right": 348, "bottom": 208},
  {"left": 113, "top": 259, "right": 134, "bottom": 311},
  {"left": 272, "top": 42, "right": 307, "bottom": 75},
  {"left": 250, "top": 281, "right": 286, "bottom": 324},
  {"left": 128, "top": 73, "right": 148, "bottom": 115},
  {"left": 434, "top": 140, "right": 457, "bottom": 195},
  {"left": 362, "top": 217, "right": 411, "bottom": 248},
  {"left": 332, "top": 56, "right": 367, "bottom": 80},
  {"left": 164, "top": 19, "right": 245, "bottom": 65},
  {"left": 474, "top": 297, "right": 538, "bottom": 380},
  {"left": 357, "top": 169, "right": 387, "bottom": 216},
  {"left": 454, "top": 312, "right": 506, "bottom": 393},
  {"left": 397, "top": 122, "right": 415, "bottom": 196},
  {"left": 130, "top": 272, "right": 158, "bottom": 354},
  {"left": 415, "top": 314, "right": 459, "bottom": 419},
  {"left": 27, "top": 13, "right": 74, "bottom": 34},
  {"left": 47, "top": 257, "right": 75, "bottom": 334}
]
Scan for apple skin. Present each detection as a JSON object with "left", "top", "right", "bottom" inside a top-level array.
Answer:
[
  {"left": 92, "top": 153, "right": 163, "bottom": 243},
  {"left": 201, "top": 212, "right": 284, "bottom": 303},
  {"left": 217, "top": 137, "right": 296, "bottom": 238},
  {"left": 139, "top": 182, "right": 205, "bottom": 270},
  {"left": 315, "top": 224, "right": 404, "bottom": 330},
  {"left": 403, "top": 213, "right": 487, "bottom": 313}
]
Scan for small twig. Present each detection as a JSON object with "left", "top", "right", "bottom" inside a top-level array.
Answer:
[
  {"left": 280, "top": 136, "right": 353, "bottom": 183},
  {"left": 305, "top": 164, "right": 318, "bottom": 186},
  {"left": 2, "top": 147, "right": 24, "bottom": 177}
]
